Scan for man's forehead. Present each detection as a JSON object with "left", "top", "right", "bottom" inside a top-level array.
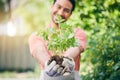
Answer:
[{"left": 55, "top": 0, "right": 72, "bottom": 9}]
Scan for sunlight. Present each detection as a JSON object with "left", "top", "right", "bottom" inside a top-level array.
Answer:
[{"left": 7, "top": 21, "right": 16, "bottom": 36}]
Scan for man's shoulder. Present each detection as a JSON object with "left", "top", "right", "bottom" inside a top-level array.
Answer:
[{"left": 74, "top": 27, "right": 86, "bottom": 35}]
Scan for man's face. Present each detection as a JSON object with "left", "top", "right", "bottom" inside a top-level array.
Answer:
[{"left": 51, "top": 0, "right": 72, "bottom": 23}]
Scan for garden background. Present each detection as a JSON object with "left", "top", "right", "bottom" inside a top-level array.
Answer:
[{"left": 0, "top": 0, "right": 120, "bottom": 80}]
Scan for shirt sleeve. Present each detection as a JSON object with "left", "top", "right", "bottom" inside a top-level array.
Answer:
[{"left": 74, "top": 28, "right": 87, "bottom": 50}]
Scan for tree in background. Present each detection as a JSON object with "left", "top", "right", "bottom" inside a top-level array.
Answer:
[
  {"left": 0, "top": 0, "right": 11, "bottom": 23},
  {"left": 71, "top": 0, "right": 120, "bottom": 80},
  {"left": 13, "top": 0, "right": 50, "bottom": 34}
]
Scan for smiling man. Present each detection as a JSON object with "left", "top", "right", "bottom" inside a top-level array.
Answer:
[{"left": 29, "top": 0, "right": 86, "bottom": 80}]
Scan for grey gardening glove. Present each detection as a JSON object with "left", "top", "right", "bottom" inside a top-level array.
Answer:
[
  {"left": 44, "top": 56, "right": 75, "bottom": 77},
  {"left": 45, "top": 60, "right": 64, "bottom": 77},
  {"left": 61, "top": 57, "right": 75, "bottom": 76}
]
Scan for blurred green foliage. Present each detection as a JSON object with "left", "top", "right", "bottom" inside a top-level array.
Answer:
[
  {"left": 14, "top": 0, "right": 50, "bottom": 33},
  {"left": 0, "top": 66, "right": 40, "bottom": 78},
  {"left": 72, "top": 0, "right": 120, "bottom": 80},
  {"left": 0, "top": 0, "right": 10, "bottom": 23}
]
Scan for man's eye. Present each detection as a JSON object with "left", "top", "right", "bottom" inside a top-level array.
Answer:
[
  {"left": 64, "top": 9, "right": 71, "bottom": 13},
  {"left": 56, "top": 5, "right": 61, "bottom": 9},
  {"left": 58, "top": 6, "right": 61, "bottom": 9}
]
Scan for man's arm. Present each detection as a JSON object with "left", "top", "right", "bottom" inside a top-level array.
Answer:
[
  {"left": 64, "top": 28, "right": 86, "bottom": 59},
  {"left": 31, "top": 45, "right": 50, "bottom": 66},
  {"left": 28, "top": 33, "right": 50, "bottom": 67},
  {"left": 63, "top": 46, "right": 84, "bottom": 60}
]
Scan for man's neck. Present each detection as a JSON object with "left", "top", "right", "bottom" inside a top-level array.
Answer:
[{"left": 51, "top": 21, "right": 60, "bottom": 29}]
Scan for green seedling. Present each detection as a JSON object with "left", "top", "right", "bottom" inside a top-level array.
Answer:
[{"left": 40, "top": 15, "right": 79, "bottom": 54}]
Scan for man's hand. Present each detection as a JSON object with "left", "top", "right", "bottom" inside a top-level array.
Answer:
[
  {"left": 45, "top": 60, "right": 64, "bottom": 77},
  {"left": 61, "top": 57, "right": 75, "bottom": 76},
  {"left": 44, "top": 55, "right": 75, "bottom": 77}
]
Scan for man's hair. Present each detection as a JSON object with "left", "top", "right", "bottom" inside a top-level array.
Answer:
[{"left": 53, "top": 0, "right": 76, "bottom": 12}]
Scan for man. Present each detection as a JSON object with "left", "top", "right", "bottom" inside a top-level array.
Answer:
[{"left": 29, "top": 0, "right": 86, "bottom": 80}]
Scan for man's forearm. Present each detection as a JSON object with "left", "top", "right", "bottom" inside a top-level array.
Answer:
[
  {"left": 32, "top": 45, "right": 50, "bottom": 66},
  {"left": 63, "top": 46, "right": 84, "bottom": 60},
  {"left": 29, "top": 34, "right": 51, "bottom": 67}
]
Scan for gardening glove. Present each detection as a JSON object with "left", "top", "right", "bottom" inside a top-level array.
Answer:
[
  {"left": 45, "top": 60, "right": 64, "bottom": 77},
  {"left": 43, "top": 58, "right": 75, "bottom": 80},
  {"left": 44, "top": 56, "right": 75, "bottom": 77},
  {"left": 61, "top": 57, "right": 75, "bottom": 76}
]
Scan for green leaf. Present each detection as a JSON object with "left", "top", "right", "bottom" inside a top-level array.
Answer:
[
  {"left": 113, "top": 62, "right": 120, "bottom": 71},
  {"left": 68, "top": 33, "right": 74, "bottom": 39},
  {"left": 55, "top": 14, "right": 65, "bottom": 23}
]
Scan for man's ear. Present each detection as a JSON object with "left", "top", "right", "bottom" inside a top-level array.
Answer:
[
  {"left": 50, "top": 5, "right": 53, "bottom": 13},
  {"left": 50, "top": 5, "right": 53, "bottom": 9},
  {"left": 68, "top": 13, "right": 72, "bottom": 18}
]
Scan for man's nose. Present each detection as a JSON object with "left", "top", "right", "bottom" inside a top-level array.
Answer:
[{"left": 57, "top": 9, "right": 64, "bottom": 17}]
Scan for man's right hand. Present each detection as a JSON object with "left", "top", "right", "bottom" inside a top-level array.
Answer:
[
  {"left": 45, "top": 60, "right": 64, "bottom": 77},
  {"left": 61, "top": 57, "right": 75, "bottom": 76},
  {"left": 44, "top": 55, "right": 75, "bottom": 77}
]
